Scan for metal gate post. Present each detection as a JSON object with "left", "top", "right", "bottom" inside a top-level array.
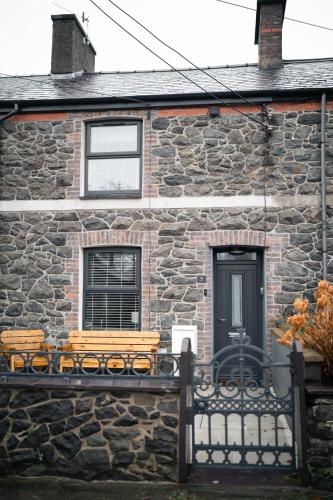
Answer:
[
  {"left": 178, "top": 337, "right": 192, "bottom": 483},
  {"left": 292, "top": 340, "right": 309, "bottom": 485}
]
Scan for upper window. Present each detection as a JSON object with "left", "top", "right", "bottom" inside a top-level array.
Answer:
[{"left": 85, "top": 120, "right": 142, "bottom": 197}]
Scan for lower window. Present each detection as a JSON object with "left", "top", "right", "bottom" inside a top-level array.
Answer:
[{"left": 83, "top": 247, "right": 141, "bottom": 330}]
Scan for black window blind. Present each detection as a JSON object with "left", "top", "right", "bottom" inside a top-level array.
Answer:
[{"left": 84, "top": 248, "right": 141, "bottom": 330}]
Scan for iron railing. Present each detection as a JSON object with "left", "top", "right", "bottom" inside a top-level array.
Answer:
[{"left": 0, "top": 350, "right": 180, "bottom": 378}]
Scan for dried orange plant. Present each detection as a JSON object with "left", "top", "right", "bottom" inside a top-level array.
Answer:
[{"left": 278, "top": 280, "right": 333, "bottom": 378}]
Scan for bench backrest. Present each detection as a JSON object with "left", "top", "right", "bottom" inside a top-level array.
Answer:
[
  {"left": 68, "top": 330, "right": 160, "bottom": 353},
  {"left": 0, "top": 330, "right": 45, "bottom": 351}
]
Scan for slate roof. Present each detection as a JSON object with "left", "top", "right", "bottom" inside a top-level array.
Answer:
[{"left": 0, "top": 58, "right": 332, "bottom": 103}]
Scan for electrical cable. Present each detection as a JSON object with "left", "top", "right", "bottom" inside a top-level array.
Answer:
[
  {"left": 0, "top": 72, "right": 147, "bottom": 104},
  {"left": 89, "top": 0, "right": 266, "bottom": 128},
  {"left": 216, "top": 0, "right": 333, "bottom": 33},
  {"left": 105, "top": 0, "right": 263, "bottom": 112}
]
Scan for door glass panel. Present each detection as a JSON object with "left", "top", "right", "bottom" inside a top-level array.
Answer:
[
  {"left": 231, "top": 274, "right": 242, "bottom": 327},
  {"left": 217, "top": 251, "right": 256, "bottom": 261}
]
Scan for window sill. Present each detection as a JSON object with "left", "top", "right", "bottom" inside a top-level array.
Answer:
[{"left": 80, "top": 194, "right": 143, "bottom": 200}]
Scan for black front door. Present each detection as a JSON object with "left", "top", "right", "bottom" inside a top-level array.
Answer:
[{"left": 214, "top": 248, "right": 263, "bottom": 378}]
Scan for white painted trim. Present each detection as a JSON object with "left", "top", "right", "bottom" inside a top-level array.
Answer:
[
  {"left": 0, "top": 194, "right": 325, "bottom": 212},
  {"left": 0, "top": 195, "right": 270, "bottom": 212}
]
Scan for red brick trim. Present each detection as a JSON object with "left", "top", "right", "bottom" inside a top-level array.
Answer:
[
  {"left": 157, "top": 101, "right": 333, "bottom": 117},
  {"left": 11, "top": 112, "right": 69, "bottom": 122},
  {"left": 260, "top": 28, "right": 282, "bottom": 33}
]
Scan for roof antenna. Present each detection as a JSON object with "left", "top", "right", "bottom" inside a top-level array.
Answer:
[{"left": 82, "top": 12, "right": 91, "bottom": 46}]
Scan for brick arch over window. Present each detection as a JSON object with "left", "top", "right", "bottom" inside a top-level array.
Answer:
[{"left": 63, "top": 230, "right": 159, "bottom": 331}]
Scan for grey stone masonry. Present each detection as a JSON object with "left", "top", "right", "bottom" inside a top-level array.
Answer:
[
  {"left": 306, "top": 391, "right": 333, "bottom": 491},
  {"left": 0, "top": 388, "right": 179, "bottom": 481},
  {"left": 1, "top": 107, "right": 333, "bottom": 200},
  {"left": 151, "top": 110, "right": 333, "bottom": 198},
  {"left": 0, "top": 206, "right": 332, "bottom": 344},
  {"left": 0, "top": 119, "right": 75, "bottom": 200}
]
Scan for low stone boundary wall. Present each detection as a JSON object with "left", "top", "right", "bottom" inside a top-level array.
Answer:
[
  {"left": 306, "top": 386, "right": 333, "bottom": 491},
  {"left": 0, "top": 386, "right": 179, "bottom": 481}
]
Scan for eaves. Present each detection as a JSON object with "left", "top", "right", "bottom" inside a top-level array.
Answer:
[{"left": 0, "top": 88, "right": 332, "bottom": 114}]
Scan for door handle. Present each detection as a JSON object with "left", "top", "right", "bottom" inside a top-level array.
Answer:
[{"left": 218, "top": 317, "right": 227, "bottom": 323}]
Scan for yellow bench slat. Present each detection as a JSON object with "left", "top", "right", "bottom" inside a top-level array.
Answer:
[
  {"left": 1, "top": 330, "right": 47, "bottom": 371},
  {"left": 61, "top": 330, "right": 160, "bottom": 375},
  {"left": 68, "top": 337, "right": 159, "bottom": 345},
  {"left": 1, "top": 330, "right": 44, "bottom": 342},
  {"left": 69, "top": 330, "right": 159, "bottom": 339},
  {"left": 2, "top": 343, "right": 43, "bottom": 351}
]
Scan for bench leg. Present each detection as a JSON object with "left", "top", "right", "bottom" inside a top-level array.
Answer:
[
  {"left": 59, "top": 356, "right": 64, "bottom": 374},
  {"left": 150, "top": 350, "right": 157, "bottom": 376}
]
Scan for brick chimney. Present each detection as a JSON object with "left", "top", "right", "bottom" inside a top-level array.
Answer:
[
  {"left": 51, "top": 14, "right": 96, "bottom": 75},
  {"left": 255, "top": 0, "right": 286, "bottom": 70}
]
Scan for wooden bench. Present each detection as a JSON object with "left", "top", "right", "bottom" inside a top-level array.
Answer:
[
  {"left": 60, "top": 330, "right": 160, "bottom": 375},
  {"left": 0, "top": 330, "right": 53, "bottom": 372}
]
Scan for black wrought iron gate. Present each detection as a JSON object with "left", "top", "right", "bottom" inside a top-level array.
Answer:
[{"left": 184, "top": 336, "right": 301, "bottom": 475}]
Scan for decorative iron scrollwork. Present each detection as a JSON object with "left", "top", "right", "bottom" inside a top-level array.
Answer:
[{"left": 190, "top": 336, "right": 295, "bottom": 470}]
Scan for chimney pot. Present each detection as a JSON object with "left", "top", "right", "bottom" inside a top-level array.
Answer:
[
  {"left": 51, "top": 14, "right": 96, "bottom": 75},
  {"left": 255, "top": 0, "right": 286, "bottom": 70}
]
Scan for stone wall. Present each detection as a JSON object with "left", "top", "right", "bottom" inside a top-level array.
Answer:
[
  {"left": 151, "top": 109, "right": 333, "bottom": 198},
  {"left": 306, "top": 390, "right": 333, "bottom": 491},
  {"left": 0, "top": 387, "right": 179, "bottom": 481},
  {"left": 0, "top": 119, "right": 75, "bottom": 201},
  {"left": 0, "top": 206, "right": 331, "bottom": 357},
  {"left": 1, "top": 105, "right": 332, "bottom": 200}
]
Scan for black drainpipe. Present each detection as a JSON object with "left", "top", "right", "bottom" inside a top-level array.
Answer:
[
  {"left": 0, "top": 103, "right": 19, "bottom": 124},
  {"left": 321, "top": 92, "right": 327, "bottom": 280}
]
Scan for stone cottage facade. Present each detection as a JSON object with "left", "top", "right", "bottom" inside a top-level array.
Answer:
[{"left": 1, "top": 2, "right": 333, "bottom": 361}]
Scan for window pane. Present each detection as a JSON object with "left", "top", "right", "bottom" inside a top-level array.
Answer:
[
  {"left": 90, "top": 124, "right": 138, "bottom": 153},
  {"left": 88, "top": 251, "right": 137, "bottom": 288},
  {"left": 231, "top": 274, "right": 242, "bottom": 327},
  {"left": 85, "top": 292, "right": 140, "bottom": 330},
  {"left": 88, "top": 158, "right": 140, "bottom": 192},
  {"left": 217, "top": 251, "right": 257, "bottom": 261}
]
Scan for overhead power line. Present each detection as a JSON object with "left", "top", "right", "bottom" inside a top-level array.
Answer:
[
  {"left": 0, "top": 72, "right": 147, "bottom": 104},
  {"left": 89, "top": 0, "right": 265, "bottom": 128},
  {"left": 51, "top": 2, "right": 75, "bottom": 15},
  {"left": 106, "top": 0, "right": 263, "bottom": 112},
  {"left": 216, "top": 0, "right": 333, "bottom": 33}
]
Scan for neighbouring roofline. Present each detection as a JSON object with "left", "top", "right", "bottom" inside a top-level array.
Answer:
[
  {"left": 1, "top": 57, "right": 331, "bottom": 80},
  {"left": 0, "top": 58, "right": 332, "bottom": 108}
]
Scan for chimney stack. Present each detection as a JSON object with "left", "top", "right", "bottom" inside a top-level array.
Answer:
[
  {"left": 51, "top": 14, "right": 96, "bottom": 75},
  {"left": 255, "top": 0, "right": 286, "bottom": 70}
]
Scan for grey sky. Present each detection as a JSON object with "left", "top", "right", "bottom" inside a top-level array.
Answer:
[{"left": 0, "top": 0, "right": 332, "bottom": 76}]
